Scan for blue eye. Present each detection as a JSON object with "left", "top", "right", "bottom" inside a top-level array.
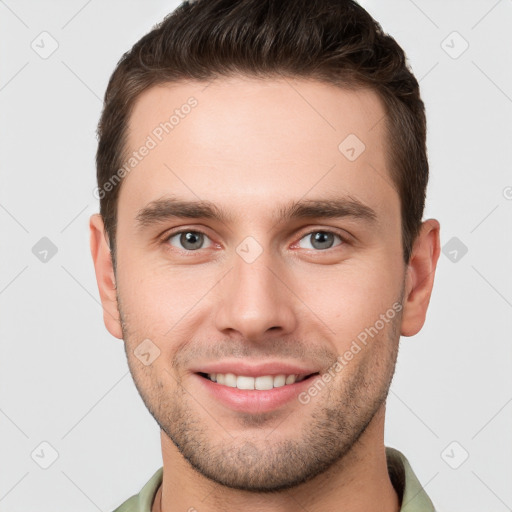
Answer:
[
  {"left": 167, "top": 230, "right": 213, "bottom": 251},
  {"left": 297, "top": 231, "right": 344, "bottom": 250},
  {"left": 164, "top": 228, "right": 346, "bottom": 253}
]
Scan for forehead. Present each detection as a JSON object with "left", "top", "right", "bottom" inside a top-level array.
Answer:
[{"left": 120, "top": 76, "right": 397, "bottom": 221}]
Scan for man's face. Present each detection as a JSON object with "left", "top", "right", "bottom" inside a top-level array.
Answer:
[{"left": 112, "top": 77, "right": 407, "bottom": 491}]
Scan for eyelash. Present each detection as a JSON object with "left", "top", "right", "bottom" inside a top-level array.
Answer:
[{"left": 161, "top": 228, "right": 350, "bottom": 253}]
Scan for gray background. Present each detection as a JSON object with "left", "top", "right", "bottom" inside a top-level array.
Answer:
[{"left": 0, "top": 0, "right": 511, "bottom": 510}]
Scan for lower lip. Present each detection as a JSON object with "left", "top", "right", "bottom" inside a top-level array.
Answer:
[{"left": 193, "top": 373, "right": 320, "bottom": 413}]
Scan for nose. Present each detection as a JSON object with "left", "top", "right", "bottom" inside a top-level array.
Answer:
[{"left": 214, "top": 248, "right": 298, "bottom": 341}]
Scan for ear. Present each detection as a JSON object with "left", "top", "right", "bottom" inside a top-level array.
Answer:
[
  {"left": 401, "top": 219, "right": 441, "bottom": 337},
  {"left": 89, "top": 214, "right": 123, "bottom": 339}
]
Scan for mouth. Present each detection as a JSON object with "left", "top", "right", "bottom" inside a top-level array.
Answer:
[
  {"left": 196, "top": 371, "right": 320, "bottom": 390},
  {"left": 193, "top": 370, "right": 322, "bottom": 413}
]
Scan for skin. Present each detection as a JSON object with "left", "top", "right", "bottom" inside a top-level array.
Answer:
[{"left": 90, "top": 76, "right": 440, "bottom": 512}]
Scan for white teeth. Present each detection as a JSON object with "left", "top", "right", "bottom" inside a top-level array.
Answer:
[
  {"left": 206, "top": 372, "right": 304, "bottom": 390},
  {"left": 224, "top": 373, "right": 237, "bottom": 387},
  {"left": 285, "top": 374, "right": 296, "bottom": 385},
  {"left": 272, "top": 375, "right": 286, "bottom": 388},
  {"left": 241, "top": 375, "right": 262, "bottom": 389}
]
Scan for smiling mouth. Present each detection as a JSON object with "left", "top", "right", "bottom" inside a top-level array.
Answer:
[{"left": 196, "top": 371, "right": 320, "bottom": 390}]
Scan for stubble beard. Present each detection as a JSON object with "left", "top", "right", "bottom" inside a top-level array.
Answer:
[{"left": 117, "top": 290, "right": 403, "bottom": 493}]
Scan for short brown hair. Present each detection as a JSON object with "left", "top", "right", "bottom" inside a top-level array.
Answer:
[{"left": 96, "top": 0, "right": 428, "bottom": 268}]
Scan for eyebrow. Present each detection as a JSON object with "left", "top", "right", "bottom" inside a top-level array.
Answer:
[{"left": 135, "top": 195, "right": 378, "bottom": 230}]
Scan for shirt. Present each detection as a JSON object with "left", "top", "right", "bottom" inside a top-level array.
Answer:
[{"left": 112, "top": 446, "right": 436, "bottom": 512}]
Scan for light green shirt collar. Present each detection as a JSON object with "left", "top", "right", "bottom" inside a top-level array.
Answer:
[
  {"left": 112, "top": 447, "right": 436, "bottom": 512},
  {"left": 386, "top": 447, "right": 436, "bottom": 511}
]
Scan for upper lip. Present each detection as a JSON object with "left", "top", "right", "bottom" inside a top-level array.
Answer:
[{"left": 192, "top": 360, "right": 320, "bottom": 378}]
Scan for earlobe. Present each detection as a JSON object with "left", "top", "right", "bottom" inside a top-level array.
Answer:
[
  {"left": 400, "top": 219, "right": 441, "bottom": 337},
  {"left": 89, "top": 214, "right": 123, "bottom": 339}
]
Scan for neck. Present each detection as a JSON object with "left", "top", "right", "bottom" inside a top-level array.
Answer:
[{"left": 156, "top": 407, "right": 399, "bottom": 512}]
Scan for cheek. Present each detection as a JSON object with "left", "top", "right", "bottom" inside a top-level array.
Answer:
[
  {"left": 294, "top": 257, "right": 400, "bottom": 313},
  {"left": 116, "top": 265, "right": 215, "bottom": 357},
  {"left": 117, "top": 269, "right": 209, "bottom": 384}
]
